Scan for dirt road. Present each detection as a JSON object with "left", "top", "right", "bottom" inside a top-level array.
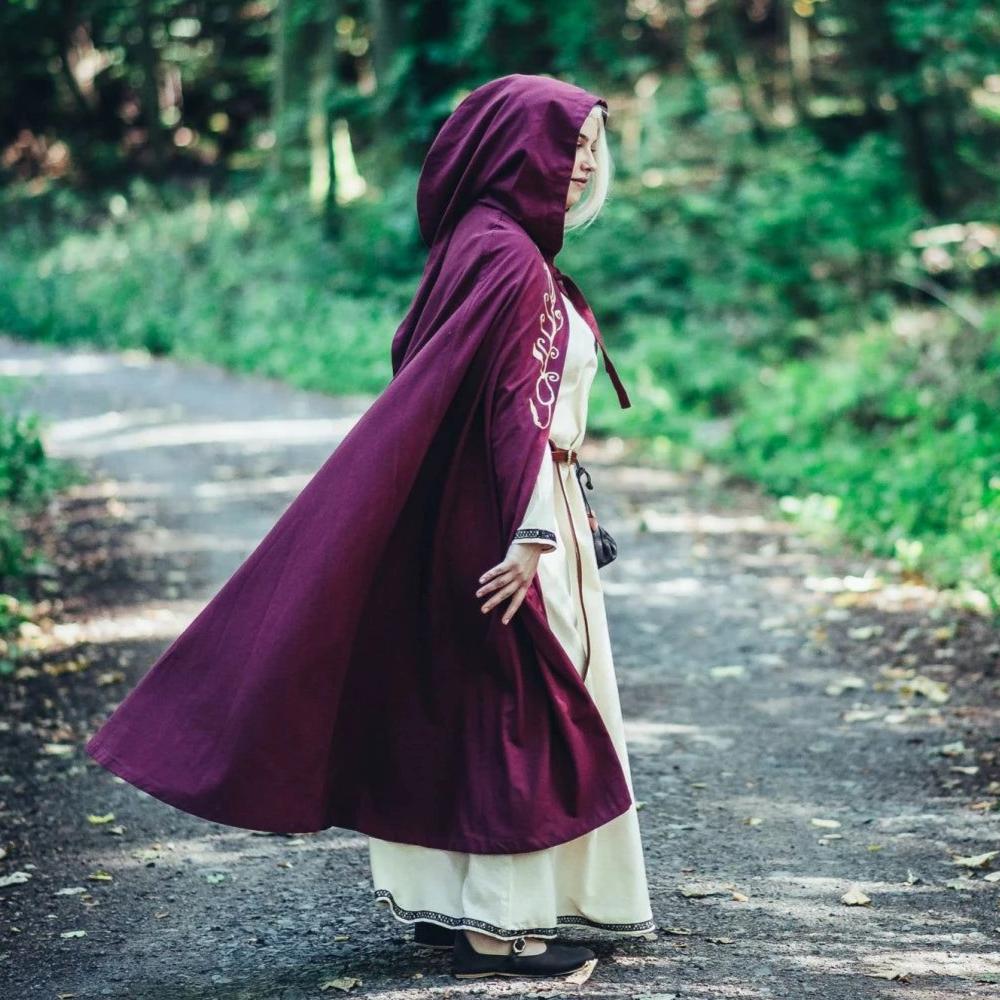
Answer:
[{"left": 2, "top": 334, "right": 998, "bottom": 999}]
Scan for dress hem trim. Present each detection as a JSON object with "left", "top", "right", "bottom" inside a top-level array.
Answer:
[{"left": 373, "top": 887, "right": 656, "bottom": 940}]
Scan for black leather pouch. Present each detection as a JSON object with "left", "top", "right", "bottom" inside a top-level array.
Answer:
[{"left": 574, "top": 462, "right": 618, "bottom": 569}]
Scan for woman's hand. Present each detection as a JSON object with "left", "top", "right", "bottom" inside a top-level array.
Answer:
[{"left": 476, "top": 542, "right": 545, "bottom": 624}]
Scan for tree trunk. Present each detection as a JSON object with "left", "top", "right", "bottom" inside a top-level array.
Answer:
[
  {"left": 713, "top": 0, "right": 770, "bottom": 142},
  {"left": 363, "top": 0, "right": 408, "bottom": 184},
  {"left": 272, "top": 0, "right": 329, "bottom": 187},
  {"left": 136, "top": 0, "right": 166, "bottom": 176}
]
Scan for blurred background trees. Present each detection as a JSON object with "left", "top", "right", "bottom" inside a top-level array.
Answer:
[
  {"left": 0, "top": 0, "right": 998, "bottom": 611},
  {"left": 2, "top": 1, "right": 997, "bottom": 211}
]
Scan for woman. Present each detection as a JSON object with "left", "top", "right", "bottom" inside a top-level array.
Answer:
[
  {"left": 369, "top": 77, "right": 655, "bottom": 980},
  {"left": 85, "top": 73, "right": 653, "bottom": 982}
]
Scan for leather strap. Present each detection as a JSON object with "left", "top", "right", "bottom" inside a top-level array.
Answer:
[
  {"left": 548, "top": 441, "right": 597, "bottom": 529},
  {"left": 549, "top": 266, "right": 632, "bottom": 410},
  {"left": 546, "top": 439, "right": 592, "bottom": 680},
  {"left": 548, "top": 441, "right": 578, "bottom": 464},
  {"left": 554, "top": 458, "right": 592, "bottom": 681}
]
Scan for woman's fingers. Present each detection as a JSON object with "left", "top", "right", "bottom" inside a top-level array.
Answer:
[
  {"left": 480, "top": 576, "right": 521, "bottom": 614},
  {"left": 478, "top": 558, "right": 513, "bottom": 584},
  {"left": 477, "top": 544, "right": 540, "bottom": 618},
  {"left": 476, "top": 564, "right": 515, "bottom": 598},
  {"left": 499, "top": 586, "right": 528, "bottom": 625}
]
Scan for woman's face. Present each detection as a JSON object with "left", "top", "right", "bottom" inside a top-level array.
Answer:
[{"left": 565, "top": 114, "right": 600, "bottom": 211}]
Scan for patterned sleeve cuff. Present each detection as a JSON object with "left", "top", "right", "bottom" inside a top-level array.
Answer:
[{"left": 512, "top": 527, "right": 557, "bottom": 550}]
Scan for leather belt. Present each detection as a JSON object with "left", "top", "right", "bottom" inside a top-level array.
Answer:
[{"left": 548, "top": 442, "right": 579, "bottom": 464}]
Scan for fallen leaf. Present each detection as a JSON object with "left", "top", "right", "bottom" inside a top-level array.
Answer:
[
  {"left": 709, "top": 664, "right": 746, "bottom": 679},
  {"left": 319, "top": 977, "right": 361, "bottom": 992},
  {"left": 59, "top": 930, "right": 86, "bottom": 938},
  {"left": 848, "top": 625, "right": 883, "bottom": 640},
  {"left": 952, "top": 850, "right": 999, "bottom": 869},
  {"left": 678, "top": 884, "right": 731, "bottom": 898},
  {"left": 832, "top": 592, "right": 860, "bottom": 608},
  {"left": 867, "top": 967, "right": 912, "bottom": 981},
  {"left": 86, "top": 813, "right": 116, "bottom": 825},
  {"left": 564, "top": 957, "right": 598, "bottom": 985},
  {"left": 944, "top": 878, "right": 972, "bottom": 890},
  {"left": 755, "top": 653, "right": 786, "bottom": 667},
  {"left": 759, "top": 616, "right": 788, "bottom": 630},
  {"left": 842, "top": 708, "right": 885, "bottom": 723},
  {"left": 841, "top": 886, "right": 871, "bottom": 906},
  {"left": 86, "top": 870, "right": 113, "bottom": 882},
  {"left": 0, "top": 871, "right": 32, "bottom": 888},
  {"left": 899, "top": 674, "right": 950, "bottom": 703},
  {"left": 825, "top": 676, "right": 866, "bottom": 696}
]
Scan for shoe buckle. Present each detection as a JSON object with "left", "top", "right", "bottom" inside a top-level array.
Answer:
[{"left": 512, "top": 936, "right": 526, "bottom": 954}]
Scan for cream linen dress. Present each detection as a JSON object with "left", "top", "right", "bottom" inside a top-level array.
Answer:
[{"left": 367, "top": 290, "right": 655, "bottom": 940}]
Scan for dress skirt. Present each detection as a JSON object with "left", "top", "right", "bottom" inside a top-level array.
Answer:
[{"left": 366, "top": 291, "right": 655, "bottom": 940}]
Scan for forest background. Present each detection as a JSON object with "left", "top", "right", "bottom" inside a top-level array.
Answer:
[{"left": 0, "top": 0, "right": 997, "bottom": 641}]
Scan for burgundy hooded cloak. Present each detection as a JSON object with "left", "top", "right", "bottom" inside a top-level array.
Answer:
[{"left": 85, "top": 73, "right": 635, "bottom": 854}]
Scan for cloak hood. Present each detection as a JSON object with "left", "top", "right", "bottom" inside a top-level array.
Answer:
[
  {"left": 417, "top": 73, "right": 607, "bottom": 260},
  {"left": 85, "top": 74, "right": 636, "bottom": 854}
]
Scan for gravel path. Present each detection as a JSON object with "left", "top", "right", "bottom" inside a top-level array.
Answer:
[{"left": 1, "top": 334, "right": 999, "bottom": 999}]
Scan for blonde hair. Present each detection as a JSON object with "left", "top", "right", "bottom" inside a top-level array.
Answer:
[{"left": 564, "top": 104, "right": 613, "bottom": 233}]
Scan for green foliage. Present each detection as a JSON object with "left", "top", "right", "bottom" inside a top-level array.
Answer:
[
  {"left": 0, "top": 386, "right": 69, "bottom": 629},
  {"left": 2, "top": 130, "right": 998, "bottom": 611},
  {"left": 0, "top": 184, "right": 412, "bottom": 396},
  {"left": 592, "top": 304, "right": 1000, "bottom": 612},
  {"left": 565, "top": 127, "right": 921, "bottom": 363},
  {"left": 720, "top": 307, "right": 1000, "bottom": 608}
]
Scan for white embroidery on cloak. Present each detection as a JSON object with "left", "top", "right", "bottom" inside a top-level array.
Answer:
[{"left": 529, "top": 265, "right": 564, "bottom": 429}]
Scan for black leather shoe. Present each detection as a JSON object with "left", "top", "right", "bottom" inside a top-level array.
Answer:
[
  {"left": 451, "top": 930, "right": 596, "bottom": 979},
  {"left": 412, "top": 920, "right": 457, "bottom": 949}
]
